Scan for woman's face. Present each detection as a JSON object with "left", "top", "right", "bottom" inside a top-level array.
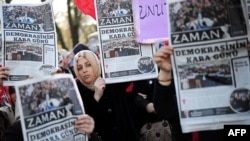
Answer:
[{"left": 77, "top": 57, "right": 96, "bottom": 85}]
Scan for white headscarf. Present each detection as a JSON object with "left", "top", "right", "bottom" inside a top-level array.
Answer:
[{"left": 73, "top": 50, "right": 101, "bottom": 90}]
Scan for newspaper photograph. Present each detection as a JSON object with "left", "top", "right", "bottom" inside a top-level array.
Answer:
[
  {"left": 167, "top": 0, "right": 250, "bottom": 132},
  {"left": 95, "top": 0, "right": 158, "bottom": 84},
  {"left": 0, "top": 1, "right": 58, "bottom": 85},
  {"left": 15, "top": 74, "right": 87, "bottom": 141}
]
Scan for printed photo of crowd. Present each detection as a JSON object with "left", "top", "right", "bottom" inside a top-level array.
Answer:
[
  {"left": 96, "top": 0, "right": 132, "bottom": 18},
  {"left": 5, "top": 42, "right": 42, "bottom": 62},
  {"left": 178, "top": 60, "right": 232, "bottom": 90},
  {"left": 169, "top": 0, "right": 246, "bottom": 36},
  {"left": 102, "top": 39, "right": 140, "bottom": 58},
  {"left": 2, "top": 3, "right": 54, "bottom": 31},
  {"left": 2, "top": 3, "right": 52, "bottom": 24},
  {"left": 230, "top": 88, "right": 250, "bottom": 113},
  {"left": 137, "top": 57, "right": 155, "bottom": 73},
  {"left": 19, "top": 78, "right": 83, "bottom": 117}
]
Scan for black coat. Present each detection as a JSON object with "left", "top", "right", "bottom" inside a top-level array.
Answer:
[
  {"left": 132, "top": 79, "right": 162, "bottom": 134},
  {"left": 76, "top": 80, "right": 138, "bottom": 141}
]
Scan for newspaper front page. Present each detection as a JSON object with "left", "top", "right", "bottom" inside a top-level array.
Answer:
[
  {"left": 15, "top": 74, "right": 88, "bottom": 141},
  {"left": 94, "top": 0, "right": 158, "bottom": 84},
  {"left": 0, "top": 1, "right": 58, "bottom": 85},
  {"left": 131, "top": 0, "right": 169, "bottom": 44},
  {"left": 167, "top": 0, "right": 250, "bottom": 133},
  {"left": 0, "top": 34, "right": 2, "bottom": 65}
]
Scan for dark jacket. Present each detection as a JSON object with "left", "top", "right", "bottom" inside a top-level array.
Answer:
[
  {"left": 153, "top": 80, "right": 192, "bottom": 141},
  {"left": 76, "top": 80, "right": 138, "bottom": 141},
  {"left": 153, "top": 79, "right": 224, "bottom": 141},
  {"left": 132, "top": 79, "right": 162, "bottom": 134}
]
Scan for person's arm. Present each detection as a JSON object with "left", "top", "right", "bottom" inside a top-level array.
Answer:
[
  {"left": 153, "top": 46, "right": 173, "bottom": 86},
  {"left": 75, "top": 114, "right": 103, "bottom": 141},
  {"left": 153, "top": 79, "right": 177, "bottom": 119},
  {"left": 153, "top": 46, "right": 178, "bottom": 119},
  {"left": 0, "top": 66, "right": 9, "bottom": 79},
  {"left": 133, "top": 80, "right": 155, "bottom": 113},
  {"left": 75, "top": 114, "right": 94, "bottom": 137},
  {"left": 133, "top": 80, "right": 150, "bottom": 107},
  {"left": 93, "top": 77, "right": 106, "bottom": 102},
  {"left": 4, "top": 120, "right": 23, "bottom": 141}
]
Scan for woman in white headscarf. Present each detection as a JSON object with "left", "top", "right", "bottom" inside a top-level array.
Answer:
[
  {"left": 73, "top": 50, "right": 138, "bottom": 141},
  {"left": 74, "top": 50, "right": 105, "bottom": 101}
]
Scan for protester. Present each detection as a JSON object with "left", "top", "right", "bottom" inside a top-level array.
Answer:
[
  {"left": 131, "top": 79, "right": 159, "bottom": 133},
  {"left": 73, "top": 50, "right": 138, "bottom": 141},
  {"left": 0, "top": 61, "right": 103, "bottom": 141},
  {"left": 68, "top": 43, "right": 90, "bottom": 77},
  {"left": 0, "top": 66, "right": 11, "bottom": 107},
  {"left": 0, "top": 86, "right": 16, "bottom": 124},
  {"left": 57, "top": 48, "right": 72, "bottom": 74},
  {"left": 153, "top": 46, "right": 223, "bottom": 141},
  {"left": 4, "top": 114, "right": 101, "bottom": 141},
  {"left": 0, "top": 66, "right": 12, "bottom": 141}
]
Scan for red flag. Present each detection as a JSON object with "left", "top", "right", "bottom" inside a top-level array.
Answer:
[{"left": 74, "top": 0, "right": 96, "bottom": 20}]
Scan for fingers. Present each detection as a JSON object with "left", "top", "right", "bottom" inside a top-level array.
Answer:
[
  {"left": 0, "top": 67, "right": 10, "bottom": 80},
  {"left": 154, "top": 46, "right": 173, "bottom": 72},
  {"left": 75, "top": 114, "right": 95, "bottom": 135},
  {"left": 138, "top": 93, "right": 147, "bottom": 99},
  {"left": 146, "top": 103, "right": 155, "bottom": 113},
  {"left": 95, "top": 77, "right": 106, "bottom": 90},
  {"left": 75, "top": 114, "right": 94, "bottom": 125},
  {"left": 55, "top": 67, "right": 63, "bottom": 74},
  {"left": 0, "top": 66, "right": 10, "bottom": 71},
  {"left": 154, "top": 46, "right": 173, "bottom": 58}
]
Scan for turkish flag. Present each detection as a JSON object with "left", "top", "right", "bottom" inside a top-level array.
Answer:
[{"left": 74, "top": 0, "right": 96, "bottom": 20}]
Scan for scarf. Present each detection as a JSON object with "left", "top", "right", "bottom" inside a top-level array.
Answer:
[{"left": 73, "top": 50, "right": 101, "bottom": 91}]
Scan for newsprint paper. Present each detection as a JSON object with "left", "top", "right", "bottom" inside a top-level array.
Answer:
[
  {"left": 246, "top": 0, "right": 250, "bottom": 27},
  {"left": 15, "top": 74, "right": 88, "bottom": 141},
  {"left": 0, "top": 1, "right": 58, "bottom": 85},
  {"left": 94, "top": 0, "right": 158, "bottom": 84},
  {"left": 168, "top": 0, "right": 250, "bottom": 133}
]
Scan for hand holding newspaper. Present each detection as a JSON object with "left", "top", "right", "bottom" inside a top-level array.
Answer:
[
  {"left": 167, "top": 0, "right": 250, "bottom": 133},
  {"left": 15, "top": 74, "right": 88, "bottom": 141}
]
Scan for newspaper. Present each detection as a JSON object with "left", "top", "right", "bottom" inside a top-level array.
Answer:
[
  {"left": 0, "top": 1, "right": 58, "bottom": 85},
  {"left": 0, "top": 34, "right": 2, "bottom": 65},
  {"left": 167, "top": 0, "right": 250, "bottom": 133},
  {"left": 15, "top": 74, "right": 88, "bottom": 141},
  {"left": 94, "top": 0, "right": 158, "bottom": 84},
  {"left": 246, "top": 0, "right": 250, "bottom": 27}
]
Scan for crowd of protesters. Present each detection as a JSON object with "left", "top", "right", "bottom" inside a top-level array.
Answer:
[{"left": 1, "top": 0, "right": 250, "bottom": 141}]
